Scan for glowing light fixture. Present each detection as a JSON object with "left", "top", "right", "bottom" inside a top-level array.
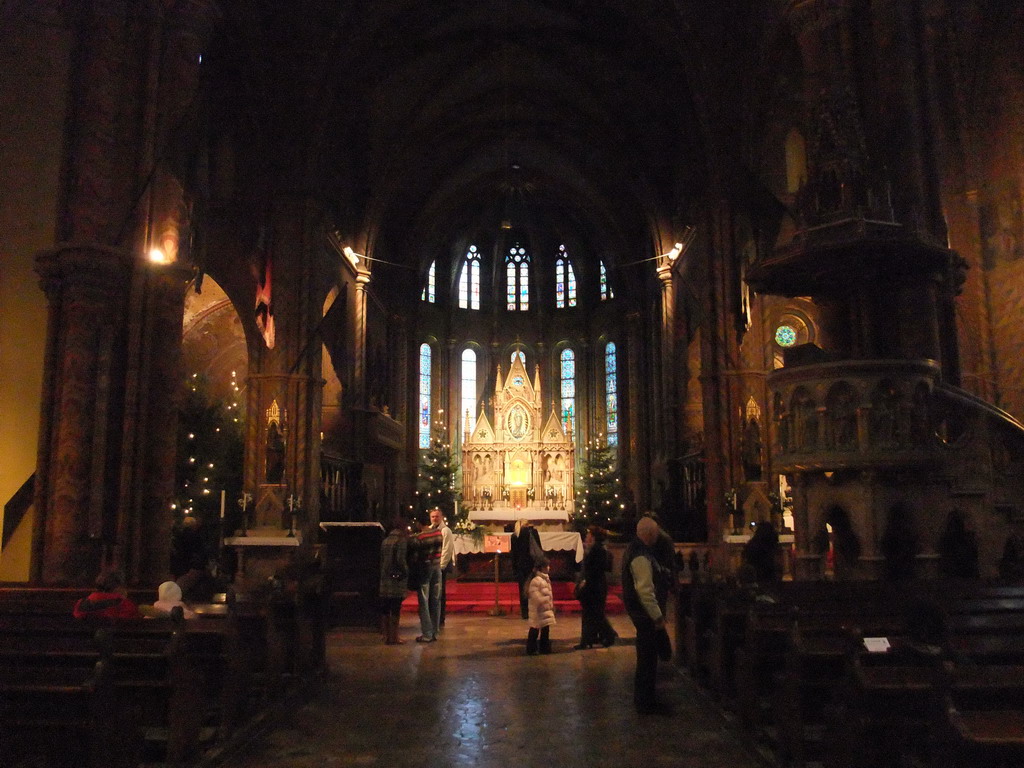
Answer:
[
  {"left": 148, "top": 248, "right": 168, "bottom": 264},
  {"left": 343, "top": 246, "right": 361, "bottom": 266},
  {"left": 662, "top": 242, "right": 684, "bottom": 261}
]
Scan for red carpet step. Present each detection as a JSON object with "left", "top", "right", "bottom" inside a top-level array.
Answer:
[{"left": 402, "top": 580, "right": 624, "bottom": 615}]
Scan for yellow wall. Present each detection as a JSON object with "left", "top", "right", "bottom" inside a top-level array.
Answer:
[{"left": 0, "top": 9, "right": 72, "bottom": 578}]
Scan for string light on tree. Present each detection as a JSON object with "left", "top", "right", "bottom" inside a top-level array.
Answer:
[
  {"left": 571, "top": 435, "right": 623, "bottom": 533},
  {"left": 416, "top": 417, "right": 461, "bottom": 521},
  {"left": 173, "top": 371, "right": 245, "bottom": 545}
]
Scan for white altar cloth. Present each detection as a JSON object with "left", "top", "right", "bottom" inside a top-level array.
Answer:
[
  {"left": 454, "top": 531, "right": 584, "bottom": 562},
  {"left": 468, "top": 507, "right": 570, "bottom": 523}
]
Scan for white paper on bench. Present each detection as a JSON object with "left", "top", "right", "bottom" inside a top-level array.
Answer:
[{"left": 862, "top": 637, "right": 891, "bottom": 653}]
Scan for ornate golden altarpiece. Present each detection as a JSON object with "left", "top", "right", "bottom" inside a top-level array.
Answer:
[{"left": 462, "top": 355, "right": 574, "bottom": 528}]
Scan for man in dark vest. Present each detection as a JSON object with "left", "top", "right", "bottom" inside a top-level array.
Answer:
[{"left": 622, "top": 516, "right": 671, "bottom": 714}]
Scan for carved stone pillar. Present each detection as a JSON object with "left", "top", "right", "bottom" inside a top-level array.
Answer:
[
  {"left": 656, "top": 256, "right": 677, "bottom": 461},
  {"left": 626, "top": 312, "right": 643, "bottom": 510},
  {"left": 444, "top": 338, "right": 456, "bottom": 444},
  {"left": 240, "top": 196, "right": 325, "bottom": 547},
  {"left": 145, "top": 1, "right": 219, "bottom": 265},
  {"left": 791, "top": 473, "right": 822, "bottom": 580},
  {"left": 123, "top": 261, "right": 193, "bottom": 584},
  {"left": 353, "top": 271, "right": 371, "bottom": 409},
  {"left": 59, "top": 0, "right": 135, "bottom": 246},
  {"left": 33, "top": 248, "right": 133, "bottom": 583}
]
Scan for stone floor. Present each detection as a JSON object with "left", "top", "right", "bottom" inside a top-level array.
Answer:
[{"left": 220, "top": 612, "right": 770, "bottom": 768}]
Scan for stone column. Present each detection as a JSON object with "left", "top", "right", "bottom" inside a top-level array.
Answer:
[
  {"left": 353, "top": 271, "right": 371, "bottom": 409},
  {"left": 145, "top": 0, "right": 219, "bottom": 264},
  {"left": 33, "top": 248, "right": 133, "bottom": 583},
  {"left": 656, "top": 256, "right": 677, "bottom": 460},
  {"left": 444, "top": 338, "right": 456, "bottom": 446},
  {"left": 241, "top": 196, "right": 325, "bottom": 544},
  {"left": 791, "top": 473, "right": 822, "bottom": 580},
  {"left": 122, "top": 261, "right": 193, "bottom": 584},
  {"left": 626, "top": 311, "right": 644, "bottom": 510}
]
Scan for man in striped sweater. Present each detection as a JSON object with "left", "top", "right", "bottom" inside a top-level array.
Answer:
[{"left": 414, "top": 514, "right": 444, "bottom": 642}]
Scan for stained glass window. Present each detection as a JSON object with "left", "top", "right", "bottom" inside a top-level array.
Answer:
[
  {"left": 605, "top": 341, "right": 618, "bottom": 446},
  {"left": 511, "top": 349, "right": 525, "bottom": 366},
  {"left": 461, "top": 348, "right": 477, "bottom": 434},
  {"left": 560, "top": 348, "right": 576, "bottom": 435},
  {"left": 421, "top": 260, "right": 435, "bottom": 303},
  {"left": 775, "top": 324, "right": 797, "bottom": 347},
  {"left": 506, "top": 245, "right": 530, "bottom": 310},
  {"left": 419, "top": 343, "right": 432, "bottom": 448},
  {"left": 555, "top": 245, "right": 577, "bottom": 308},
  {"left": 600, "top": 261, "right": 613, "bottom": 300},
  {"left": 458, "top": 246, "right": 480, "bottom": 309}
]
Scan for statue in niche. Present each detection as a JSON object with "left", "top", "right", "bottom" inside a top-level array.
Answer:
[
  {"left": 265, "top": 422, "right": 285, "bottom": 484},
  {"left": 828, "top": 386, "right": 858, "bottom": 450},
  {"left": 741, "top": 418, "right": 763, "bottom": 480}
]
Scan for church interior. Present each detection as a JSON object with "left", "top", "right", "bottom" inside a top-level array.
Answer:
[{"left": 2, "top": 1, "right": 1024, "bottom": 766}]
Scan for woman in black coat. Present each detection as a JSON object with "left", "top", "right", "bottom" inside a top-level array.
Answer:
[
  {"left": 575, "top": 526, "right": 617, "bottom": 649},
  {"left": 512, "top": 519, "right": 542, "bottom": 619}
]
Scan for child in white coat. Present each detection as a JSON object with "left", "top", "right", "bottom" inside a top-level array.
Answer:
[{"left": 526, "top": 557, "right": 556, "bottom": 654}]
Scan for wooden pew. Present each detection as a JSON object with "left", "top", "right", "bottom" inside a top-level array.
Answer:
[
  {"left": 823, "top": 596, "right": 1024, "bottom": 768},
  {"left": 0, "top": 629, "right": 138, "bottom": 768},
  {"left": 0, "top": 597, "right": 247, "bottom": 766},
  {"left": 772, "top": 607, "right": 907, "bottom": 768}
]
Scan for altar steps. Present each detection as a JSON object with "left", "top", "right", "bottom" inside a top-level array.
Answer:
[{"left": 402, "top": 581, "right": 625, "bottom": 615}]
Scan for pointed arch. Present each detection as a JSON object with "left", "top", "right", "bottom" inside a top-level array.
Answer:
[
  {"left": 605, "top": 341, "right": 618, "bottom": 446},
  {"left": 458, "top": 246, "right": 481, "bottom": 309},
  {"left": 419, "top": 342, "right": 432, "bottom": 448},
  {"left": 461, "top": 347, "right": 478, "bottom": 434},
  {"left": 506, "top": 244, "right": 530, "bottom": 310},
  {"left": 421, "top": 260, "right": 436, "bottom": 303},
  {"left": 555, "top": 244, "right": 577, "bottom": 308}
]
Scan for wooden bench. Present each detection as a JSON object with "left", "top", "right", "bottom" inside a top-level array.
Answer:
[
  {"left": 820, "top": 591, "right": 1024, "bottom": 768},
  {"left": 771, "top": 607, "right": 907, "bottom": 767},
  {"left": 0, "top": 593, "right": 253, "bottom": 766},
  {"left": 929, "top": 658, "right": 1024, "bottom": 768},
  {"left": 0, "top": 652, "right": 138, "bottom": 768}
]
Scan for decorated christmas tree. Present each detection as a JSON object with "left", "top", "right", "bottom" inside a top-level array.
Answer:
[
  {"left": 173, "top": 372, "right": 245, "bottom": 532},
  {"left": 572, "top": 437, "right": 623, "bottom": 532},
  {"left": 416, "top": 436, "right": 459, "bottom": 519}
]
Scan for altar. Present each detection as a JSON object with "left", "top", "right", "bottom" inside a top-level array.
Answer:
[
  {"left": 460, "top": 355, "right": 575, "bottom": 525},
  {"left": 454, "top": 531, "right": 584, "bottom": 563},
  {"left": 467, "top": 505, "right": 570, "bottom": 524}
]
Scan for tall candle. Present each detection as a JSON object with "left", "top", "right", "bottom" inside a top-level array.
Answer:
[{"left": 220, "top": 489, "right": 226, "bottom": 519}]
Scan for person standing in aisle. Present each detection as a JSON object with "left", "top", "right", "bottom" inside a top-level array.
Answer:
[
  {"left": 414, "top": 512, "right": 444, "bottom": 642},
  {"left": 432, "top": 507, "right": 455, "bottom": 629},
  {"left": 622, "top": 516, "right": 672, "bottom": 714},
  {"left": 512, "top": 519, "right": 542, "bottom": 619}
]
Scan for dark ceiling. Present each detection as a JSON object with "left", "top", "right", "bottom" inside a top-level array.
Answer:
[{"left": 210, "top": 1, "right": 759, "bottom": 295}]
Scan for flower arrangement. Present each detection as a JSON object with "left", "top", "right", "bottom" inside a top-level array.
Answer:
[{"left": 453, "top": 518, "right": 485, "bottom": 544}]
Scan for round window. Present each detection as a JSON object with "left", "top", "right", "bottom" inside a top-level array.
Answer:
[{"left": 775, "top": 324, "right": 798, "bottom": 347}]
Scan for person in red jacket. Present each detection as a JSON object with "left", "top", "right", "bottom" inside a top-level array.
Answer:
[{"left": 73, "top": 568, "right": 140, "bottom": 619}]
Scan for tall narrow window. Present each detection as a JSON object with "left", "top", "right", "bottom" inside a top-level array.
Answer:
[
  {"left": 605, "top": 342, "right": 618, "bottom": 446},
  {"left": 458, "top": 246, "right": 481, "bottom": 310},
  {"left": 461, "top": 348, "right": 477, "bottom": 434},
  {"left": 421, "top": 260, "right": 435, "bottom": 303},
  {"left": 506, "top": 244, "right": 530, "bottom": 311},
  {"left": 560, "top": 348, "right": 576, "bottom": 435},
  {"left": 419, "top": 343, "right": 432, "bottom": 448},
  {"left": 555, "top": 245, "right": 577, "bottom": 308},
  {"left": 600, "top": 261, "right": 613, "bottom": 300}
]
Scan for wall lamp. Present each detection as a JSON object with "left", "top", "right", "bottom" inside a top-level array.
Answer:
[{"left": 342, "top": 246, "right": 362, "bottom": 267}]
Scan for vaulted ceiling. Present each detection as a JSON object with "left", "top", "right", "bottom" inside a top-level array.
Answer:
[{"left": 208, "top": 1, "right": 766, "bottom": 298}]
